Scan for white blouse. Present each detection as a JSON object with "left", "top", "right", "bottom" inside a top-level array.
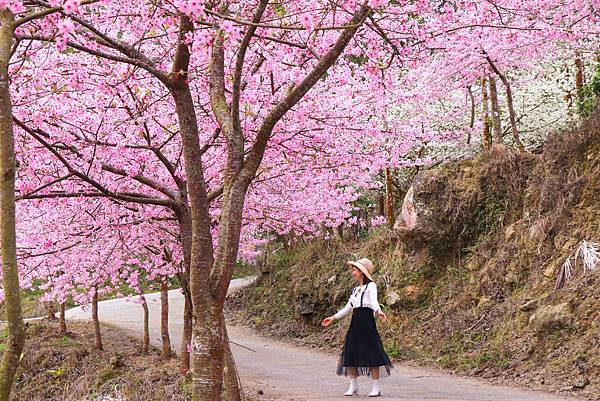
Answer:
[{"left": 334, "top": 282, "right": 382, "bottom": 319}]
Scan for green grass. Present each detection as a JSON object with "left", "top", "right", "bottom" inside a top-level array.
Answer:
[{"left": 232, "top": 261, "right": 258, "bottom": 279}]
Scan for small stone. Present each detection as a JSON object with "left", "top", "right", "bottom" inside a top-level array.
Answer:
[
  {"left": 573, "top": 376, "right": 590, "bottom": 389},
  {"left": 520, "top": 299, "right": 538, "bottom": 312},
  {"left": 109, "top": 354, "right": 125, "bottom": 368},
  {"left": 543, "top": 265, "right": 556, "bottom": 278},
  {"left": 385, "top": 290, "right": 402, "bottom": 308},
  {"left": 504, "top": 223, "right": 516, "bottom": 240},
  {"left": 477, "top": 296, "right": 490, "bottom": 308},
  {"left": 257, "top": 389, "right": 264, "bottom": 395},
  {"left": 327, "top": 275, "right": 336, "bottom": 284}
]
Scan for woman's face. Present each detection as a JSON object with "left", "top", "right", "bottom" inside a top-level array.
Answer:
[{"left": 351, "top": 266, "right": 363, "bottom": 283}]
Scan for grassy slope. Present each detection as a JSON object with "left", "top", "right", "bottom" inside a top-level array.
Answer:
[
  {"left": 1, "top": 321, "right": 188, "bottom": 401},
  {"left": 228, "top": 111, "right": 600, "bottom": 400}
]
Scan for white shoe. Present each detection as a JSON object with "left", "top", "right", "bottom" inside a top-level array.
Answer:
[
  {"left": 368, "top": 380, "right": 381, "bottom": 397},
  {"left": 344, "top": 379, "right": 358, "bottom": 396}
]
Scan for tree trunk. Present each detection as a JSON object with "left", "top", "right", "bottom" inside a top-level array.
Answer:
[
  {"left": 91, "top": 288, "right": 103, "bottom": 351},
  {"left": 58, "top": 302, "right": 67, "bottom": 337},
  {"left": 222, "top": 321, "right": 242, "bottom": 401},
  {"left": 384, "top": 167, "right": 395, "bottom": 228},
  {"left": 140, "top": 292, "right": 149, "bottom": 355},
  {"left": 172, "top": 82, "right": 219, "bottom": 399},
  {"left": 481, "top": 77, "right": 492, "bottom": 150},
  {"left": 176, "top": 210, "right": 194, "bottom": 373},
  {"left": 467, "top": 85, "right": 475, "bottom": 143},
  {"left": 502, "top": 82, "right": 525, "bottom": 152},
  {"left": 336, "top": 224, "right": 344, "bottom": 241},
  {"left": 0, "top": 10, "right": 25, "bottom": 401},
  {"left": 377, "top": 193, "right": 385, "bottom": 216},
  {"left": 488, "top": 76, "right": 503, "bottom": 144},
  {"left": 173, "top": 5, "right": 371, "bottom": 399},
  {"left": 46, "top": 301, "right": 56, "bottom": 321},
  {"left": 575, "top": 56, "right": 585, "bottom": 104},
  {"left": 160, "top": 281, "right": 172, "bottom": 359},
  {"left": 181, "top": 291, "right": 193, "bottom": 372},
  {"left": 486, "top": 56, "right": 525, "bottom": 152}
]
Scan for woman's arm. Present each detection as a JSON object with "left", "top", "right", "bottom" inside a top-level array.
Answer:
[
  {"left": 369, "top": 283, "right": 381, "bottom": 313},
  {"left": 369, "top": 283, "right": 387, "bottom": 322},
  {"left": 333, "top": 298, "right": 352, "bottom": 320},
  {"left": 322, "top": 297, "right": 352, "bottom": 327}
]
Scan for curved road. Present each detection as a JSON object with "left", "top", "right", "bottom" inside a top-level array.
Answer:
[{"left": 66, "top": 277, "right": 579, "bottom": 401}]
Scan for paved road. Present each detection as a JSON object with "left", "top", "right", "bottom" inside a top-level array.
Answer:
[{"left": 66, "top": 277, "right": 579, "bottom": 401}]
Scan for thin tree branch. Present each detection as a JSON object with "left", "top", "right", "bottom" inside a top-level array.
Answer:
[{"left": 14, "top": 117, "right": 173, "bottom": 207}]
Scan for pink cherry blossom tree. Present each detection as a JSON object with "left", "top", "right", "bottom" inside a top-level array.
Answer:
[{"left": 3, "top": 1, "right": 599, "bottom": 400}]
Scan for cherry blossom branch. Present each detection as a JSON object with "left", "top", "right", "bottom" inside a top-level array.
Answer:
[
  {"left": 14, "top": 0, "right": 100, "bottom": 28},
  {"left": 203, "top": 7, "right": 361, "bottom": 31},
  {"left": 17, "top": 241, "right": 82, "bottom": 260},
  {"left": 232, "top": 0, "right": 269, "bottom": 136},
  {"left": 100, "top": 164, "right": 180, "bottom": 201},
  {"left": 241, "top": 3, "right": 372, "bottom": 184},
  {"left": 15, "top": 34, "right": 164, "bottom": 80},
  {"left": 15, "top": 173, "right": 73, "bottom": 201},
  {"left": 14, "top": 117, "right": 173, "bottom": 207}
]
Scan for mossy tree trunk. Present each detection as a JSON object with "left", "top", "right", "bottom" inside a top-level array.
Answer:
[
  {"left": 488, "top": 76, "right": 503, "bottom": 144},
  {"left": 486, "top": 56, "right": 525, "bottom": 152},
  {"left": 481, "top": 77, "right": 492, "bottom": 150},
  {"left": 46, "top": 301, "right": 56, "bottom": 321},
  {"left": 58, "top": 302, "right": 67, "bottom": 337},
  {"left": 160, "top": 281, "right": 172, "bottom": 359},
  {"left": 140, "top": 292, "right": 149, "bottom": 355},
  {"left": 385, "top": 167, "right": 395, "bottom": 227},
  {"left": 222, "top": 321, "right": 241, "bottom": 401},
  {"left": 91, "top": 287, "right": 103, "bottom": 351},
  {"left": 0, "top": 10, "right": 25, "bottom": 401},
  {"left": 575, "top": 56, "right": 584, "bottom": 103},
  {"left": 467, "top": 85, "right": 475, "bottom": 143}
]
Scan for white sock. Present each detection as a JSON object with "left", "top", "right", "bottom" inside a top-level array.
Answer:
[{"left": 370, "top": 379, "right": 380, "bottom": 394}]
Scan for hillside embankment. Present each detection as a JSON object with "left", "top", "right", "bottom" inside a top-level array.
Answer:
[{"left": 228, "top": 109, "right": 600, "bottom": 400}]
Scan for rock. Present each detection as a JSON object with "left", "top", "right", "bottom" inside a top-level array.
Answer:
[
  {"left": 543, "top": 264, "right": 556, "bottom": 278},
  {"left": 385, "top": 285, "right": 427, "bottom": 308},
  {"left": 477, "top": 296, "right": 490, "bottom": 308},
  {"left": 504, "top": 223, "right": 517, "bottom": 241},
  {"left": 109, "top": 353, "right": 125, "bottom": 368},
  {"left": 327, "top": 275, "right": 336, "bottom": 285},
  {"left": 553, "top": 234, "right": 568, "bottom": 250},
  {"left": 505, "top": 272, "right": 519, "bottom": 286},
  {"left": 529, "top": 303, "right": 573, "bottom": 334},
  {"left": 573, "top": 376, "right": 590, "bottom": 389},
  {"left": 385, "top": 290, "right": 402, "bottom": 308},
  {"left": 393, "top": 168, "right": 472, "bottom": 249},
  {"left": 395, "top": 186, "right": 417, "bottom": 231},
  {"left": 466, "top": 261, "right": 479, "bottom": 271},
  {"left": 520, "top": 299, "right": 538, "bottom": 312},
  {"left": 402, "top": 285, "right": 422, "bottom": 302},
  {"left": 528, "top": 219, "right": 548, "bottom": 243}
]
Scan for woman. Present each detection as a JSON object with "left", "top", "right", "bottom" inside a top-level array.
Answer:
[{"left": 321, "top": 258, "right": 393, "bottom": 397}]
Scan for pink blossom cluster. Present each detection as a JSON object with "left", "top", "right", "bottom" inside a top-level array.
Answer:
[{"left": 3, "top": 0, "right": 598, "bottom": 306}]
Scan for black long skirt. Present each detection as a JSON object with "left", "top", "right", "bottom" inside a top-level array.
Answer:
[{"left": 336, "top": 307, "right": 393, "bottom": 377}]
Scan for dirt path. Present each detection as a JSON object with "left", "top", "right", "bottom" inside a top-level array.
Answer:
[{"left": 65, "top": 277, "right": 579, "bottom": 401}]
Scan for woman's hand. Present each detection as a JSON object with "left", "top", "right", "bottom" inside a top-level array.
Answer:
[
  {"left": 377, "top": 310, "right": 387, "bottom": 323},
  {"left": 321, "top": 316, "right": 335, "bottom": 327}
]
